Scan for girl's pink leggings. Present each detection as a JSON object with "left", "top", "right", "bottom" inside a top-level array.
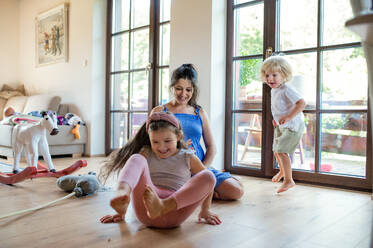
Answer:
[{"left": 118, "top": 154, "right": 216, "bottom": 228}]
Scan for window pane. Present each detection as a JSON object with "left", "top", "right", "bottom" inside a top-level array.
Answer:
[
  {"left": 159, "top": 68, "right": 170, "bottom": 105},
  {"left": 112, "top": 0, "right": 130, "bottom": 33},
  {"left": 234, "top": 3, "right": 263, "bottom": 56},
  {"left": 130, "top": 71, "right": 148, "bottom": 111},
  {"left": 279, "top": 0, "right": 317, "bottom": 50},
  {"left": 320, "top": 113, "right": 367, "bottom": 177},
  {"left": 234, "top": 113, "right": 262, "bottom": 168},
  {"left": 291, "top": 113, "right": 316, "bottom": 171},
  {"left": 159, "top": 24, "right": 170, "bottom": 66},
  {"left": 132, "top": 0, "right": 150, "bottom": 28},
  {"left": 323, "top": 0, "right": 360, "bottom": 46},
  {"left": 233, "top": 59, "right": 263, "bottom": 110},
  {"left": 160, "top": 0, "right": 171, "bottom": 22},
  {"left": 111, "top": 33, "right": 129, "bottom": 72},
  {"left": 111, "top": 112, "right": 128, "bottom": 149},
  {"left": 131, "top": 112, "right": 147, "bottom": 137},
  {"left": 130, "top": 29, "right": 149, "bottom": 70},
  {"left": 111, "top": 73, "right": 128, "bottom": 110},
  {"left": 286, "top": 53, "right": 317, "bottom": 110},
  {"left": 322, "top": 47, "right": 367, "bottom": 110}
]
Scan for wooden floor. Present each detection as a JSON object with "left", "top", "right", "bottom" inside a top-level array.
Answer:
[{"left": 0, "top": 156, "right": 372, "bottom": 248}]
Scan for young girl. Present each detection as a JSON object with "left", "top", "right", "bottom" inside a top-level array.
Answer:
[
  {"left": 99, "top": 112, "right": 221, "bottom": 228},
  {"left": 261, "top": 55, "right": 306, "bottom": 193},
  {"left": 151, "top": 64, "right": 244, "bottom": 200}
]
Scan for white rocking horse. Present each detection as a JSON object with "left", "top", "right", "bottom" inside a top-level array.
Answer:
[{"left": 12, "top": 111, "right": 59, "bottom": 174}]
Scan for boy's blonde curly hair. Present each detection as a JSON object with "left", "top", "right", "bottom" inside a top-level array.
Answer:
[{"left": 260, "top": 55, "right": 293, "bottom": 83}]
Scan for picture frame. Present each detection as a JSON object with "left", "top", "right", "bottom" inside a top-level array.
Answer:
[{"left": 35, "top": 3, "right": 68, "bottom": 67}]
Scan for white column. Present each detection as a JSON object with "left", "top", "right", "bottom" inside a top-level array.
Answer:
[{"left": 170, "top": 0, "right": 226, "bottom": 170}]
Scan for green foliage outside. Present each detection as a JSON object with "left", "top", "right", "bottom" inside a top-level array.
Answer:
[
  {"left": 239, "top": 30, "right": 262, "bottom": 87},
  {"left": 322, "top": 115, "right": 346, "bottom": 130}
]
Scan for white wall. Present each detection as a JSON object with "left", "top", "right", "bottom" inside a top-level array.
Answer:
[
  {"left": 90, "top": 0, "right": 107, "bottom": 155},
  {"left": 0, "top": 0, "right": 107, "bottom": 156},
  {"left": 170, "top": 0, "right": 226, "bottom": 170},
  {"left": 0, "top": 0, "right": 19, "bottom": 85},
  {"left": 210, "top": 0, "right": 226, "bottom": 171}
]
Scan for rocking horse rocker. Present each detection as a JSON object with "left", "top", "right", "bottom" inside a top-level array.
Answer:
[{"left": 0, "top": 111, "right": 87, "bottom": 185}]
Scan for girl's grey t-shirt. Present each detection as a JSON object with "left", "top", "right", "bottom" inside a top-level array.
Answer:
[{"left": 147, "top": 148, "right": 193, "bottom": 191}]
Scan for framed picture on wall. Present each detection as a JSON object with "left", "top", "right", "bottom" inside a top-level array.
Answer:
[{"left": 35, "top": 3, "right": 68, "bottom": 67}]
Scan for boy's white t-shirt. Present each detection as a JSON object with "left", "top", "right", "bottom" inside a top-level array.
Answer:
[{"left": 271, "top": 83, "right": 305, "bottom": 131}]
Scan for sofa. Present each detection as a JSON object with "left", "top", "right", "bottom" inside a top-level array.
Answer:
[{"left": 0, "top": 93, "right": 87, "bottom": 159}]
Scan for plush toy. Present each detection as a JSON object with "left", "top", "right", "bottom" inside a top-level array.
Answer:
[
  {"left": 57, "top": 115, "right": 67, "bottom": 125},
  {"left": 27, "top": 111, "right": 43, "bottom": 117},
  {"left": 71, "top": 123, "right": 81, "bottom": 139},
  {"left": 65, "top": 113, "right": 85, "bottom": 126},
  {"left": 12, "top": 111, "right": 59, "bottom": 174},
  {"left": 56, "top": 172, "right": 100, "bottom": 197}
]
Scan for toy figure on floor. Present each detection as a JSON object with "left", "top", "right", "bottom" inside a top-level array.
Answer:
[
  {"left": 57, "top": 172, "right": 100, "bottom": 197},
  {"left": 12, "top": 111, "right": 59, "bottom": 174}
]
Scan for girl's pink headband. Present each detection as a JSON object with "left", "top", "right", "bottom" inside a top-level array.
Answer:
[{"left": 146, "top": 112, "right": 180, "bottom": 131}]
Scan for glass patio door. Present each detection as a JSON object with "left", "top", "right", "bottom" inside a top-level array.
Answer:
[
  {"left": 106, "top": 0, "right": 171, "bottom": 153},
  {"left": 226, "top": 0, "right": 269, "bottom": 177},
  {"left": 226, "top": 0, "right": 371, "bottom": 189}
]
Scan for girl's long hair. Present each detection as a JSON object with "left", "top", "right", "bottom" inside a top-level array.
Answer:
[{"left": 99, "top": 118, "right": 188, "bottom": 184}]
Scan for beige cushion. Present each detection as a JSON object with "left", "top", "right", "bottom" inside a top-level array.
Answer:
[
  {"left": 4, "top": 96, "right": 28, "bottom": 114},
  {"left": 22, "top": 95, "right": 61, "bottom": 114},
  {"left": 1, "top": 84, "right": 26, "bottom": 94},
  {"left": 0, "top": 98, "right": 7, "bottom": 120},
  {"left": 0, "top": 84, "right": 26, "bottom": 100}
]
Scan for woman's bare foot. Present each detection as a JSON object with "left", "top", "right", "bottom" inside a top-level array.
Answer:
[
  {"left": 213, "top": 191, "right": 221, "bottom": 200},
  {"left": 143, "top": 185, "right": 176, "bottom": 219},
  {"left": 277, "top": 180, "right": 295, "bottom": 193},
  {"left": 272, "top": 171, "right": 283, "bottom": 182}
]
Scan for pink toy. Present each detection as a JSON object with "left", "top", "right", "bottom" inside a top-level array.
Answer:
[
  {"left": 309, "top": 163, "right": 333, "bottom": 172},
  {"left": 0, "top": 160, "right": 87, "bottom": 185}
]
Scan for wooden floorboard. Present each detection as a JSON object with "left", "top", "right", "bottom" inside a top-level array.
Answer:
[{"left": 0, "top": 156, "right": 372, "bottom": 248}]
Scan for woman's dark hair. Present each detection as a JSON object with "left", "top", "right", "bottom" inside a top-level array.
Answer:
[
  {"left": 170, "top": 64, "right": 200, "bottom": 108},
  {"left": 99, "top": 113, "right": 188, "bottom": 184}
]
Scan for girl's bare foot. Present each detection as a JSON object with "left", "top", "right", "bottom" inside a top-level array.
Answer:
[
  {"left": 277, "top": 180, "right": 295, "bottom": 193},
  {"left": 143, "top": 185, "right": 176, "bottom": 219},
  {"left": 272, "top": 171, "right": 283, "bottom": 182},
  {"left": 110, "top": 194, "right": 130, "bottom": 217},
  {"left": 100, "top": 194, "right": 130, "bottom": 223}
]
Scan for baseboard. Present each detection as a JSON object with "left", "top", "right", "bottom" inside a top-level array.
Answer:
[{"left": 84, "top": 153, "right": 106, "bottom": 157}]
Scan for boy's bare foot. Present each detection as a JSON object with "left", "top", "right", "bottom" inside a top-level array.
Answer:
[
  {"left": 277, "top": 180, "right": 295, "bottom": 193},
  {"left": 143, "top": 185, "right": 176, "bottom": 219},
  {"left": 272, "top": 171, "right": 283, "bottom": 182}
]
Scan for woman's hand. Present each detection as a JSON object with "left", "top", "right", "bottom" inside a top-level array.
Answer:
[
  {"left": 198, "top": 210, "right": 222, "bottom": 225},
  {"left": 100, "top": 214, "right": 123, "bottom": 223}
]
